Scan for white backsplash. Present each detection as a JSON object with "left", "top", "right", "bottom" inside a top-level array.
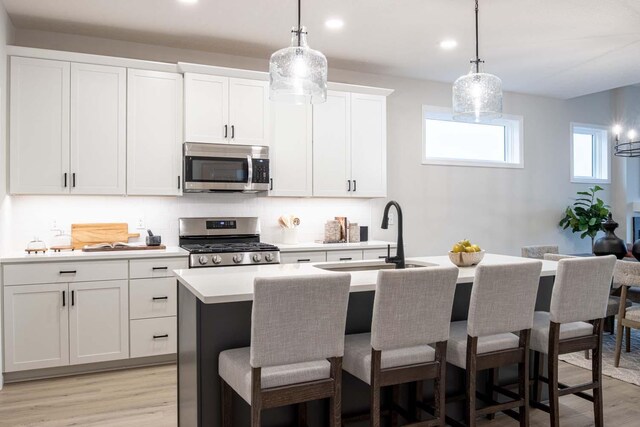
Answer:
[{"left": 0, "top": 194, "right": 376, "bottom": 253}]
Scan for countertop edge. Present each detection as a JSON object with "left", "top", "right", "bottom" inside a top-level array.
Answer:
[{"left": 0, "top": 247, "right": 190, "bottom": 264}]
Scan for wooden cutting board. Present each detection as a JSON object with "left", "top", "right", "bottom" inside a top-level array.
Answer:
[{"left": 71, "top": 223, "right": 141, "bottom": 250}]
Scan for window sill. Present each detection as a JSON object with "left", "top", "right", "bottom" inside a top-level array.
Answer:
[
  {"left": 422, "top": 158, "right": 524, "bottom": 169},
  {"left": 570, "top": 177, "right": 611, "bottom": 185}
]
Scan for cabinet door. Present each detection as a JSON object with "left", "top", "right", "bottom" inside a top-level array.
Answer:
[
  {"left": 312, "top": 91, "right": 351, "bottom": 197},
  {"left": 326, "top": 250, "right": 364, "bottom": 262},
  {"left": 10, "top": 57, "right": 70, "bottom": 194},
  {"left": 70, "top": 63, "right": 126, "bottom": 195},
  {"left": 350, "top": 93, "right": 387, "bottom": 197},
  {"left": 228, "top": 78, "right": 270, "bottom": 146},
  {"left": 184, "top": 73, "right": 229, "bottom": 143},
  {"left": 69, "top": 280, "right": 129, "bottom": 365},
  {"left": 3, "top": 283, "right": 69, "bottom": 372},
  {"left": 269, "top": 102, "right": 312, "bottom": 196},
  {"left": 127, "top": 69, "right": 183, "bottom": 196}
]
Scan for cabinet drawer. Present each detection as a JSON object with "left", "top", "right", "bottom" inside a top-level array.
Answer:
[
  {"left": 363, "top": 249, "right": 390, "bottom": 260},
  {"left": 326, "top": 250, "right": 364, "bottom": 262},
  {"left": 280, "top": 251, "right": 327, "bottom": 264},
  {"left": 130, "top": 317, "right": 177, "bottom": 358},
  {"left": 129, "top": 257, "right": 188, "bottom": 279},
  {"left": 3, "top": 260, "right": 128, "bottom": 286},
  {"left": 130, "top": 278, "right": 177, "bottom": 320}
]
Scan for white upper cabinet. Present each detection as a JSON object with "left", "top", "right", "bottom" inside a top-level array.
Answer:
[
  {"left": 184, "top": 73, "right": 228, "bottom": 143},
  {"left": 228, "top": 78, "right": 270, "bottom": 146},
  {"left": 10, "top": 57, "right": 70, "bottom": 194},
  {"left": 127, "top": 69, "right": 183, "bottom": 196},
  {"left": 184, "top": 73, "right": 269, "bottom": 146},
  {"left": 269, "top": 102, "right": 313, "bottom": 197},
  {"left": 350, "top": 93, "right": 387, "bottom": 197},
  {"left": 313, "top": 91, "right": 351, "bottom": 197},
  {"left": 70, "top": 63, "right": 126, "bottom": 195},
  {"left": 312, "top": 91, "right": 388, "bottom": 198},
  {"left": 69, "top": 280, "right": 129, "bottom": 365}
]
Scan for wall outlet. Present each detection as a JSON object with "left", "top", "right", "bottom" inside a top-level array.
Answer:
[
  {"left": 136, "top": 218, "right": 146, "bottom": 230},
  {"left": 50, "top": 219, "right": 58, "bottom": 231},
  {"left": 388, "top": 212, "right": 395, "bottom": 226}
]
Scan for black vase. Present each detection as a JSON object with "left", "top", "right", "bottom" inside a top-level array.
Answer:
[
  {"left": 631, "top": 239, "right": 640, "bottom": 262},
  {"left": 593, "top": 213, "right": 627, "bottom": 259}
]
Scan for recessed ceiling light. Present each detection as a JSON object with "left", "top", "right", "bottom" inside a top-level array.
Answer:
[
  {"left": 178, "top": 0, "right": 198, "bottom": 4},
  {"left": 325, "top": 18, "right": 344, "bottom": 30},
  {"left": 439, "top": 39, "right": 458, "bottom": 50}
]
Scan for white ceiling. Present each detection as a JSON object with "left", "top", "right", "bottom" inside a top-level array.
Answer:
[{"left": 4, "top": 0, "right": 640, "bottom": 99}]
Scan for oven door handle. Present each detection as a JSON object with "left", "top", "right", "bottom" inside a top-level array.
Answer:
[{"left": 246, "top": 155, "right": 253, "bottom": 189}]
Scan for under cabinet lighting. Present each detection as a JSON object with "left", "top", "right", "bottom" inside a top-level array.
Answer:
[
  {"left": 178, "top": 0, "right": 198, "bottom": 4},
  {"left": 325, "top": 18, "right": 345, "bottom": 30},
  {"left": 439, "top": 39, "right": 458, "bottom": 50}
]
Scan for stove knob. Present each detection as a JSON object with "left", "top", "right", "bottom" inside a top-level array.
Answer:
[
  {"left": 211, "top": 255, "right": 222, "bottom": 265},
  {"left": 232, "top": 254, "right": 244, "bottom": 264},
  {"left": 252, "top": 253, "right": 262, "bottom": 263},
  {"left": 264, "top": 253, "right": 274, "bottom": 262},
  {"left": 198, "top": 256, "right": 209, "bottom": 265}
]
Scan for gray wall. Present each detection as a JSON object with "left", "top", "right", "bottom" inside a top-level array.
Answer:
[{"left": 6, "top": 28, "right": 631, "bottom": 256}]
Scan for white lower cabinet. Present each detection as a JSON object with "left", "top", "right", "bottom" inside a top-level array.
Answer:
[
  {"left": 280, "top": 251, "right": 327, "bottom": 264},
  {"left": 326, "top": 250, "right": 364, "bottom": 262},
  {"left": 363, "top": 248, "right": 390, "bottom": 260},
  {"left": 130, "top": 317, "right": 177, "bottom": 358},
  {"left": 3, "top": 283, "right": 69, "bottom": 372},
  {"left": 69, "top": 280, "right": 129, "bottom": 365},
  {"left": 130, "top": 278, "right": 177, "bottom": 320}
]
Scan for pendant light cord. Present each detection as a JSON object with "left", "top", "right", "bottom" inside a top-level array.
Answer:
[
  {"left": 297, "top": 0, "right": 302, "bottom": 47},
  {"left": 472, "top": 0, "right": 484, "bottom": 73}
]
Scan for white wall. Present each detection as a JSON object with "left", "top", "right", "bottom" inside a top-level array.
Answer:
[{"left": 1, "top": 28, "right": 627, "bottom": 258}]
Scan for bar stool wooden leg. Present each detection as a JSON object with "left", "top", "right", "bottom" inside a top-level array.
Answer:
[
  {"left": 251, "top": 368, "right": 262, "bottom": 427},
  {"left": 533, "top": 351, "right": 543, "bottom": 403},
  {"left": 626, "top": 327, "right": 631, "bottom": 353},
  {"left": 435, "top": 341, "right": 447, "bottom": 427},
  {"left": 548, "top": 324, "right": 560, "bottom": 427},
  {"left": 391, "top": 385, "right": 399, "bottom": 427},
  {"left": 518, "top": 331, "right": 531, "bottom": 427},
  {"left": 329, "top": 357, "right": 342, "bottom": 427},
  {"left": 486, "top": 368, "right": 498, "bottom": 420},
  {"left": 614, "top": 316, "right": 624, "bottom": 367},
  {"left": 466, "top": 336, "right": 478, "bottom": 427},
  {"left": 297, "top": 403, "right": 307, "bottom": 427},
  {"left": 414, "top": 381, "right": 423, "bottom": 421},
  {"left": 221, "top": 379, "right": 233, "bottom": 427},
  {"left": 370, "top": 350, "right": 382, "bottom": 427},
  {"left": 593, "top": 320, "right": 604, "bottom": 427}
]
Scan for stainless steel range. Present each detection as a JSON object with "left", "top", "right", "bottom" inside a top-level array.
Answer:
[{"left": 179, "top": 217, "right": 280, "bottom": 268}]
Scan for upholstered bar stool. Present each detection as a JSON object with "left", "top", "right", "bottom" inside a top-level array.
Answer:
[
  {"left": 342, "top": 266, "right": 459, "bottom": 427},
  {"left": 530, "top": 255, "right": 616, "bottom": 427},
  {"left": 219, "top": 273, "right": 351, "bottom": 427},
  {"left": 521, "top": 245, "right": 559, "bottom": 259},
  {"left": 446, "top": 261, "right": 543, "bottom": 427},
  {"left": 614, "top": 259, "right": 640, "bottom": 367}
]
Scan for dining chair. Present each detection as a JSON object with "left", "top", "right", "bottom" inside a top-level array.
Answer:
[{"left": 614, "top": 260, "right": 640, "bottom": 367}]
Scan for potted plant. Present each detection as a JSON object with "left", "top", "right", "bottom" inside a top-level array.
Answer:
[{"left": 559, "top": 185, "right": 610, "bottom": 251}]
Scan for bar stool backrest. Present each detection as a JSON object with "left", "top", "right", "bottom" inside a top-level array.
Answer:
[
  {"left": 522, "top": 245, "right": 559, "bottom": 259},
  {"left": 612, "top": 259, "right": 640, "bottom": 290},
  {"left": 467, "top": 261, "right": 543, "bottom": 337},
  {"left": 550, "top": 256, "right": 616, "bottom": 324},
  {"left": 250, "top": 273, "right": 351, "bottom": 368},
  {"left": 543, "top": 253, "right": 575, "bottom": 262},
  {"left": 371, "top": 266, "right": 458, "bottom": 351}
]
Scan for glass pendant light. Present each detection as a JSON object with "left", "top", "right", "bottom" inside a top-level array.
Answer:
[
  {"left": 452, "top": 0, "right": 502, "bottom": 121},
  {"left": 269, "top": 0, "right": 327, "bottom": 104}
]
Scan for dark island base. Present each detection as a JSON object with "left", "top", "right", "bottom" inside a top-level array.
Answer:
[{"left": 178, "top": 276, "right": 555, "bottom": 426}]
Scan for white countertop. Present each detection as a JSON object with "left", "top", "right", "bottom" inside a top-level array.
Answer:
[
  {"left": 273, "top": 240, "right": 396, "bottom": 252},
  {"left": 0, "top": 246, "right": 189, "bottom": 264},
  {"left": 175, "top": 253, "right": 558, "bottom": 304}
]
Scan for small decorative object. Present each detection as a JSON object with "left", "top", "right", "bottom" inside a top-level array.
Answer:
[
  {"left": 324, "top": 220, "right": 341, "bottom": 243},
  {"left": 50, "top": 228, "right": 74, "bottom": 252},
  {"left": 348, "top": 223, "right": 360, "bottom": 243},
  {"left": 278, "top": 215, "right": 300, "bottom": 245},
  {"left": 25, "top": 237, "right": 47, "bottom": 254},
  {"left": 631, "top": 240, "right": 640, "bottom": 262},
  {"left": 335, "top": 217, "right": 348, "bottom": 242},
  {"left": 559, "top": 185, "right": 610, "bottom": 251},
  {"left": 593, "top": 214, "right": 627, "bottom": 259},
  {"left": 360, "top": 226, "right": 369, "bottom": 242},
  {"left": 449, "top": 239, "right": 484, "bottom": 267},
  {"left": 146, "top": 229, "right": 162, "bottom": 246}
]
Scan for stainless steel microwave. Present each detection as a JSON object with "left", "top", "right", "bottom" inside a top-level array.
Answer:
[{"left": 183, "top": 143, "right": 270, "bottom": 193}]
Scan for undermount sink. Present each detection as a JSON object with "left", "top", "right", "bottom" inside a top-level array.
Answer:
[{"left": 314, "top": 260, "right": 438, "bottom": 272}]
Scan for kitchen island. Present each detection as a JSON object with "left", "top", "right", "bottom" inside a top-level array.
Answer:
[{"left": 176, "top": 254, "right": 558, "bottom": 427}]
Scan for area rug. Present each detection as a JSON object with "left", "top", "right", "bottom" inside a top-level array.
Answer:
[{"left": 559, "top": 327, "right": 640, "bottom": 386}]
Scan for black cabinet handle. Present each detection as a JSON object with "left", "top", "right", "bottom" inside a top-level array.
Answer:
[
  {"left": 297, "top": 259, "right": 311, "bottom": 263},
  {"left": 62, "top": 290, "right": 66, "bottom": 307},
  {"left": 339, "top": 257, "right": 353, "bottom": 261},
  {"left": 270, "top": 178, "right": 273, "bottom": 191},
  {"left": 153, "top": 334, "right": 169, "bottom": 339},
  {"left": 353, "top": 180, "right": 357, "bottom": 192},
  {"left": 59, "top": 270, "right": 77, "bottom": 275},
  {"left": 64, "top": 173, "right": 67, "bottom": 188},
  {"left": 231, "top": 125, "right": 235, "bottom": 139},
  {"left": 347, "top": 180, "right": 351, "bottom": 192},
  {"left": 71, "top": 290, "right": 75, "bottom": 306},
  {"left": 378, "top": 255, "right": 387, "bottom": 259},
  {"left": 152, "top": 266, "right": 168, "bottom": 271},
  {"left": 152, "top": 296, "right": 169, "bottom": 301},
  {"left": 72, "top": 173, "right": 76, "bottom": 188},
  {"left": 178, "top": 176, "right": 181, "bottom": 190},
  {"left": 224, "top": 124, "right": 228, "bottom": 138}
]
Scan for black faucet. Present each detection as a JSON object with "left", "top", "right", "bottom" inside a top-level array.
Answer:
[{"left": 381, "top": 200, "right": 405, "bottom": 269}]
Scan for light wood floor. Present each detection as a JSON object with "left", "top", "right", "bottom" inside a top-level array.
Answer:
[{"left": 0, "top": 362, "right": 638, "bottom": 426}]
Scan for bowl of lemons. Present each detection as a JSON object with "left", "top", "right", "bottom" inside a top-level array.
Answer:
[{"left": 448, "top": 239, "right": 485, "bottom": 267}]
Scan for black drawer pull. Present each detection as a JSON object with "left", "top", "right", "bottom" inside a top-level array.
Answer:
[
  {"left": 153, "top": 334, "right": 169, "bottom": 339},
  {"left": 59, "top": 270, "right": 77, "bottom": 274},
  {"left": 152, "top": 267, "right": 168, "bottom": 271},
  {"left": 297, "top": 259, "right": 311, "bottom": 262},
  {"left": 62, "top": 290, "right": 66, "bottom": 307},
  {"left": 224, "top": 124, "right": 228, "bottom": 138},
  {"left": 339, "top": 257, "right": 353, "bottom": 261},
  {"left": 378, "top": 255, "right": 387, "bottom": 259},
  {"left": 64, "top": 173, "right": 67, "bottom": 188},
  {"left": 152, "top": 296, "right": 169, "bottom": 301},
  {"left": 71, "top": 290, "right": 75, "bottom": 306}
]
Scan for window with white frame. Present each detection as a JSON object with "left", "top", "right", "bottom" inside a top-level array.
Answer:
[
  {"left": 422, "top": 106, "right": 524, "bottom": 168},
  {"left": 570, "top": 123, "right": 609, "bottom": 183}
]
